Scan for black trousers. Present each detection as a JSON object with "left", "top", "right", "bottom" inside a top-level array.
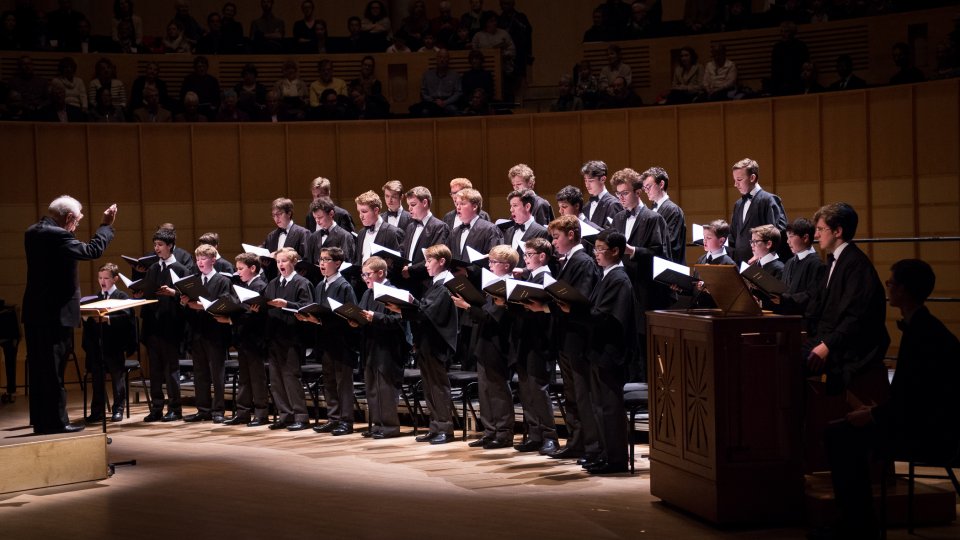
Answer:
[
  {"left": 557, "top": 343, "right": 600, "bottom": 454},
  {"left": 321, "top": 347, "right": 356, "bottom": 425},
  {"left": 85, "top": 345, "right": 126, "bottom": 415},
  {"left": 515, "top": 348, "right": 557, "bottom": 443},
  {"left": 235, "top": 342, "right": 269, "bottom": 419},
  {"left": 25, "top": 324, "right": 72, "bottom": 433},
  {"left": 191, "top": 336, "right": 227, "bottom": 415},
  {"left": 476, "top": 351, "right": 513, "bottom": 441},
  {"left": 146, "top": 334, "right": 181, "bottom": 414},
  {"left": 268, "top": 335, "right": 308, "bottom": 423},
  {"left": 824, "top": 421, "right": 882, "bottom": 538},
  {"left": 364, "top": 358, "right": 402, "bottom": 435},
  {"left": 416, "top": 337, "right": 454, "bottom": 435},
  {"left": 589, "top": 361, "right": 628, "bottom": 466}
]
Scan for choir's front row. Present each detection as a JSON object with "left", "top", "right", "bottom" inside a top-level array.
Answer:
[{"left": 84, "top": 213, "right": 640, "bottom": 475}]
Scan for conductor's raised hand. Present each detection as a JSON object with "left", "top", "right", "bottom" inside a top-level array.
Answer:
[{"left": 101, "top": 204, "right": 118, "bottom": 227}]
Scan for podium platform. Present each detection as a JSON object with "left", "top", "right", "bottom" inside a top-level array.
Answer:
[
  {"left": 647, "top": 309, "right": 804, "bottom": 525},
  {"left": 0, "top": 431, "right": 108, "bottom": 494}
]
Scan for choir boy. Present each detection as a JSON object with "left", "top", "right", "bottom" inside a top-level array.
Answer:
[
  {"left": 82, "top": 263, "right": 135, "bottom": 423},
  {"left": 508, "top": 164, "right": 554, "bottom": 226},
  {"left": 399, "top": 186, "right": 450, "bottom": 298},
  {"left": 381, "top": 180, "right": 413, "bottom": 233},
  {"left": 770, "top": 218, "right": 824, "bottom": 315},
  {"left": 749, "top": 224, "right": 784, "bottom": 279}
]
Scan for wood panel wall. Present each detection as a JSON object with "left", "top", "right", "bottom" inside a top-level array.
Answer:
[{"left": 1, "top": 80, "right": 958, "bottom": 348}]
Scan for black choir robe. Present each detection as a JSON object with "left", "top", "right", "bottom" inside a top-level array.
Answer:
[
  {"left": 443, "top": 208, "right": 491, "bottom": 230},
  {"left": 501, "top": 220, "right": 550, "bottom": 264},
  {"left": 653, "top": 197, "right": 686, "bottom": 264},
  {"left": 303, "top": 224, "right": 356, "bottom": 266},
  {"left": 805, "top": 243, "right": 889, "bottom": 395},
  {"left": 585, "top": 191, "right": 622, "bottom": 229},
  {"left": 306, "top": 205, "right": 356, "bottom": 234},
  {"left": 530, "top": 193, "right": 555, "bottom": 227},
  {"left": 776, "top": 251, "right": 825, "bottom": 315},
  {"left": 382, "top": 208, "right": 413, "bottom": 240},
  {"left": 728, "top": 188, "right": 787, "bottom": 264}
]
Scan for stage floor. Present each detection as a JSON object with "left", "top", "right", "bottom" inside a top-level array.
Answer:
[{"left": 0, "top": 393, "right": 957, "bottom": 540}]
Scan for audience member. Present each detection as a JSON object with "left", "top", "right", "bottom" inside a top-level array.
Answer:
[
  {"left": 582, "top": 8, "right": 608, "bottom": 42},
  {"left": 418, "top": 32, "right": 440, "bottom": 53},
  {"left": 174, "top": 91, "right": 207, "bottom": 122},
  {"left": 362, "top": 0, "right": 392, "bottom": 51},
  {"left": 256, "top": 88, "right": 297, "bottom": 122},
  {"left": 113, "top": 18, "right": 143, "bottom": 53},
  {"left": 309, "top": 18, "right": 330, "bottom": 53},
  {"left": 292, "top": 0, "right": 319, "bottom": 54},
  {"left": 170, "top": 0, "right": 203, "bottom": 48},
  {"left": 889, "top": 42, "right": 925, "bottom": 85},
  {"left": 34, "top": 82, "right": 84, "bottom": 122},
  {"left": 701, "top": 43, "right": 738, "bottom": 100},
  {"left": 131, "top": 85, "right": 172, "bottom": 122},
  {"left": 684, "top": 0, "right": 718, "bottom": 33},
  {"left": 7, "top": 55, "right": 47, "bottom": 115},
  {"left": 88, "top": 85, "right": 126, "bottom": 122},
  {"left": 130, "top": 62, "right": 173, "bottom": 115},
  {"left": 769, "top": 21, "right": 809, "bottom": 95},
  {"left": 461, "top": 0, "right": 487, "bottom": 37},
  {"left": 624, "top": 1, "right": 656, "bottom": 39},
  {"left": 47, "top": 0, "right": 86, "bottom": 50},
  {"left": 799, "top": 61, "right": 824, "bottom": 94},
  {"left": 461, "top": 87, "right": 494, "bottom": 115},
  {"left": 573, "top": 59, "right": 600, "bottom": 108},
  {"left": 234, "top": 64, "right": 267, "bottom": 116},
  {"left": 273, "top": 60, "right": 308, "bottom": 118},
  {"left": 63, "top": 17, "right": 114, "bottom": 54},
  {"left": 162, "top": 21, "right": 191, "bottom": 53},
  {"left": 498, "top": 0, "right": 533, "bottom": 100},
  {"left": 350, "top": 56, "right": 383, "bottom": 97},
  {"left": 112, "top": 0, "right": 143, "bottom": 46},
  {"left": 179, "top": 55, "right": 219, "bottom": 119},
  {"left": 411, "top": 48, "right": 462, "bottom": 116},
  {"left": 215, "top": 89, "right": 249, "bottom": 122},
  {"left": 249, "top": 0, "right": 285, "bottom": 54},
  {"left": 599, "top": 44, "right": 632, "bottom": 95},
  {"left": 385, "top": 30, "right": 413, "bottom": 53},
  {"left": 87, "top": 58, "right": 127, "bottom": 111},
  {"left": 550, "top": 74, "right": 583, "bottom": 111},
  {"left": 399, "top": 0, "right": 431, "bottom": 51},
  {"left": 432, "top": 1, "right": 458, "bottom": 46},
  {"left": 447, "top": 23, "right": 473, "bottom": 51},
  {"left": 0, "top": 11, "right": 22, "bottom": 51},
  {"left": 827, "top": 54, "right": 867, "bottom": 91},
  {"left": 196, "top": 11, "right": 233, "bottom": 55},
  {"left": 722, "top": 0, "right": 751, "bottom": 31},
  {"left": 309, "top": 59, "right": 347, "bottom": 110},
  {"left": 219, "top": 2, "right": 246, "bottom": 53},
  {"left": 347, "top": 81, "right": 389, "bottom": 119},
  {"left": 313, "top": 88, "right": 350, "bottom": 121},
  {"left": 666, "top": 46, "right": 703, "bottom": 104},
  {"left": 52, "top": 56, "right": 86, "bottom": 111},
  {"left": 600, "top": 76, "right": 642, "bottom": 108},
  {"left": 473, "top": 11, "right": 516, "bottom": 92},
  {"left": 461, "top": 49, "right": 494, "bottom": 105}
]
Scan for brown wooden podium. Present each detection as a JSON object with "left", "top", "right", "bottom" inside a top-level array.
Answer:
[{"left": 646, "top": 310, "right": 804, "bottom": 525}]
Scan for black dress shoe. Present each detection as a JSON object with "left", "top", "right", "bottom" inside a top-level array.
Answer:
[
  {"left": 468, "top": 436, "right": 491, "bottom": 448},
  {"left": 183, "top": 413, "right": 212, "bottom": 422},
  {"left": 538, "top": 439, "right": 560, "bottom": 455},
  {"left": 111, "top": 411, "right": 124, "bottom": 422},
  {"left": 161, "top": 411, "right": 183, "bottom": 422},
  {"left": 548, "top": 446, "right": 583, "bottom": 460},
  {"left": 286, "top": 421, "right": 309, "bottom": 431},
  {"left": 415, "top": 432, "right": 438, "bottom": 442},
  {"left": 268, "top": 421, "right": 289, "bottom": 430},
  {"left": 483, "top": 439, "right": 513, "bottom": 449},
  {"left": 247, "top": 417, "right": 270, "bottom": 427},
  {"left": 429, "top": 432, "right": 455, "bottom": 445},
  {"left": 313, "top": 421, "right": 338, "bottom": 433},
  {"left": 331, "top": 424, "right": 353, "bottom": 436},
  {"left": 587, "top": 462, "right": 629, "bottom": 475},
  {"left": 360, "top": 430, "right": 377, "bottom": 438},
  {"left": 84, "top": 414, "right": 105, "bottom": 424},
  {"left": 63, "top": 423, "right": 86, "bottom": 433},
  {"left": 211, "top": 415, "right": 225, "bottom": 424},
  {"left": 373, "top": 431, "right": 400, "bottom": 439},
  {"left": 143, "top": 411, "right": 163, "bottom": 422},
  {"left": 577, "top": 454, "right": 601, "bottom": 466},
  {"left": 222, "top": 415, "right": 250, "bottom": 426},
  {"left": 513, "top": 439, "right": 542, "bottom": 452}
]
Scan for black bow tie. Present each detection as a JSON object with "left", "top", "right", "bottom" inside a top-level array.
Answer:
[
  {"left": 651, "top": 203, "right": 658, "bottom": 211},
  {"left": 459, "top": 223, "right": 471, "bottom": 230},
  {"left": 827, "top": 253, "right": 836, "bottom": 264},
  {"left": 589, "top": 195, "right": 600, "bottom": 203},
  {"left": 516, "top": 223, "right": 526, "bottom": 232},
  {"left": 386, "top": 210, "right": 399, "bottom": 218},
  {"left": 317, "top": 228, "right": 328, "bottom": 236},
  {"left": 741, "top": 193, "right": 753, "bottom": 201},
  {"left": 277, "top": 227, "right": 287, "bottom": 234},
  {"left": 415, "top": 220, "right": 425, "bottom": 227}
]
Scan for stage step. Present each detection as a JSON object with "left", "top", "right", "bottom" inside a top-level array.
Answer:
[
  {"left": 805, "top": 472, "right": 957, "bottom": 528},
  {"left": 0, "top": 432, "right": 108, "bottom": 494}
]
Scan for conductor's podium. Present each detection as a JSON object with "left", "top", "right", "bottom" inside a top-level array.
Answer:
[{"left": 646, "top": 310, "right": 804, "bottom": 525}]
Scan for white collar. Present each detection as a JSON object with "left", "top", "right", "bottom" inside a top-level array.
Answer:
[
  {"left": 602, "top": 261, "right": 624, "bottom": 277},
  {"left": 749, "top": 184, "right": 762, "bottom": 197},
  {"left": 796, "top": 247, "right": 816, "bottom": 260},
  {"left": 566, "top": 243, "right": 584, "bottom": 257},
  {"left": 531, "top": 265, "right": 551, "bottom": 277},
  {"left": 460, "top": 214, "right": 480, "bottom": 228},
  {"left": 831, "top": 241, "right": 849, "bottom": 260},
  {"left": 759, "top": 252, "right": 779, "bottom": 266},
  {"left": 433, "top": 270, "right": 452, "bottom": 284},
  {"left": 162, "top": 254, "right": 177, "bottom": 265},
  {"left": 102, "top": 285, "right": 117, "bottom": 295},
  {"left": 201, "top": 269, "right": 218, "bottom": 279},
  {"left": 708, "top": 247, "right": 726, "bottom": 259},
  {"left": 324, "top": 273, "right": 342, "bottom": 285}
]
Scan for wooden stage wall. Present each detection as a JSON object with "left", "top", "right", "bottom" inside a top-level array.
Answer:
[{"left": 0, "top": 79, "right": 958, "bottom": 349}]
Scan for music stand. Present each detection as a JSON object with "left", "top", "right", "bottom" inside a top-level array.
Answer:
[
  {"left": 80, "top": 298, "right": 156, "bottom": 474},
  {"left": 693, "top": 264, "right": 763, "bottom": 316}
]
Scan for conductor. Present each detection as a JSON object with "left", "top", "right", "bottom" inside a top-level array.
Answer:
[{"left": 23, "top": 196, "right": 117, "bottom": 435}]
